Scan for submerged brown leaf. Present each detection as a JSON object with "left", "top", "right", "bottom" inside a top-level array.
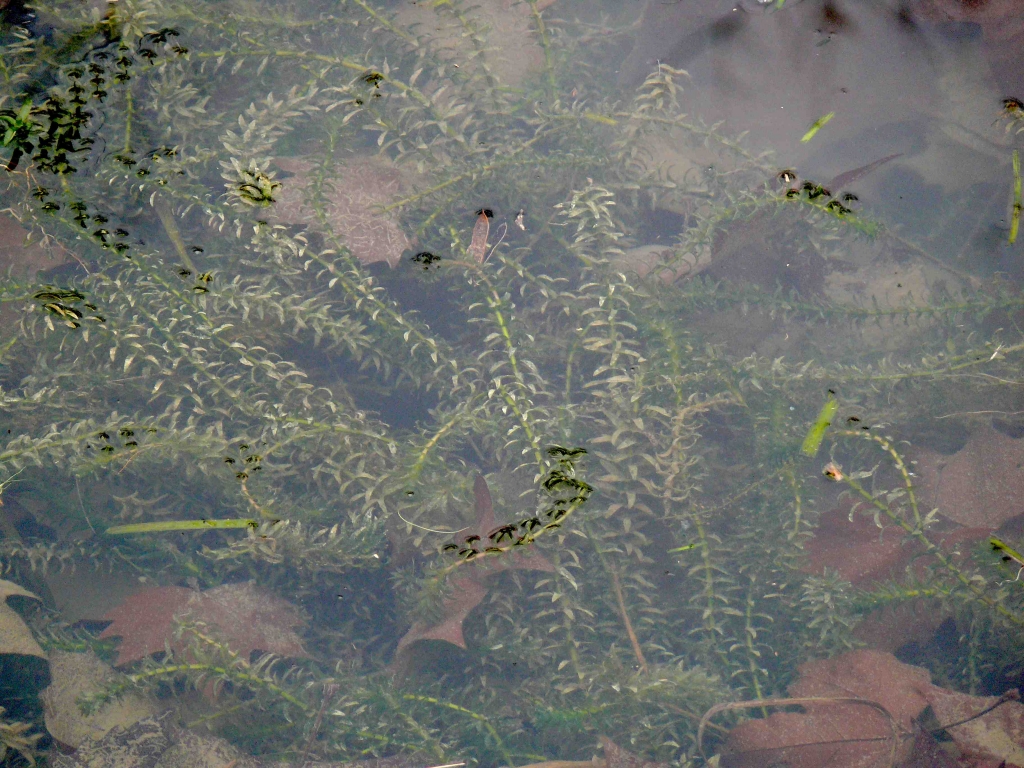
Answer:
[
  {"left": 914, "top": 423, "right": 1024, "bottom": 529},
  {"left": 51, "top": 712, "right": 172, "bottom": 768},
  {"left": 272, "top": 156, "right": 414, "bottom": 268},
  {"left": 0, "top": 579, "right": 44, "bottom": 659},
  {"left": 717, "top": 651, "right": 1024, "bottom": 768},
  {"left": 42, "top": 650, "right": 154, "bottom": 749},
  {"left": 469, "top": 211, "right": 490, "bottom": 264},
  {"left": 98, "top": 582, "right": 307, "bottom": 667},
  {"left": 393, "top": 476, "right": 554, "bottom": 666}
]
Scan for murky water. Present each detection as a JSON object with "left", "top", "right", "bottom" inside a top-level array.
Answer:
[{"left": 0, "top": 1, "right": 1023, "bottom": 766}]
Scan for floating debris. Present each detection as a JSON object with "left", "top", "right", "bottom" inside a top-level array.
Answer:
[
  {"left": 106, "top": 518, "right": 259, "bottom": 535},
  {"left": 822, "top": 461, "right": 844, "bottom": 481},
  {"left": 668, "top": 542, "right": 698, "bottom": 553},
  {"left": 801, "top": 392, "right": 838, "bottom": 457},
  {"left": 800, "top": 111, "right": 834, "bottom": 143},
  {"left": 1011, "top": 149, "right": 1021, "bottom": 245}
]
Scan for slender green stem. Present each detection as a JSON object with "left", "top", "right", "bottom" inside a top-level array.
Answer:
[
  {"left": 402, "top": 693, "right": 513, "bottom": 766},
  {"left": 838, "top": 430, "right": 1023, "bottom": 626}
]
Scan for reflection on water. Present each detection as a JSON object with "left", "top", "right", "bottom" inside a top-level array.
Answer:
[{"left": 0, "top": 0, "right": 1022, "bottom": 766}]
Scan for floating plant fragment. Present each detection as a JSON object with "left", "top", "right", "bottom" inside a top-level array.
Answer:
[
  {"left": 800, "top": 392, "right": 838, "bottom": 457},
  {"left": 1011, "top": 149, "right": 1021, "bottom": 245},
  {"left": 32, "top": 287, "right": 104, "bottom": 328},
  {"left": 800, "top": 111, "right": 834, "bottom": 143},
  {"left": 105, "top": 518, "right": 258, "bottom": 535}
]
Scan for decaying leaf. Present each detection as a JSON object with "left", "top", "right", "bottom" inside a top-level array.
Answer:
[
  {"left": 394, "top": 0, "right": 548, "bottom": 88},
  {"left": 469, "top": 211, "right": 490, "bottom": 264},
  {"left": 98, "top": 582, "right": 308, "bottom": 667},
  {"left": 0, "top": 578, "right": 44, "bottom": 659},
  {"left": 929, "top": 686, "right": 1024, "bottom": 767},
  {"left": 149, "top": 729, "right": 254, "bottom": 768},
  {"left": 272, "top": 156, "right": 414, "bottom": 268},
  {"left": 42, "top": 650, "right": 154, "bottom": 749},
  {"left": 51, "top": 712, "right": 172, "bottom": 768},
  {"left": 394, "top": 476, "right": 553, "bottom": 664}
]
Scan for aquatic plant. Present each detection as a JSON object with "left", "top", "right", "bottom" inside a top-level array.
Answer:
[
  {"left": 0, "top": 0, "right": 1023, "bottom": 765},
  {"left": 0, "top": 707, "right": 42, "bottom": 766}
]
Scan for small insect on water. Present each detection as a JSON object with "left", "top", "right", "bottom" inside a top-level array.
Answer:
[
  {"left": 777, "top": 169, "right": 797, "bottom": 185},
  {"left": 1003, "top": 97, "right": 1024, "bottom": 116}
]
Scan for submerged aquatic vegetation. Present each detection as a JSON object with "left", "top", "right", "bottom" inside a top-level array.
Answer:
[
  {"left": 0, "top": 0, "right": 1022, "bottom": 765},
  {"left": 0, "top": 707, "right": 42, "bottom": 766}
]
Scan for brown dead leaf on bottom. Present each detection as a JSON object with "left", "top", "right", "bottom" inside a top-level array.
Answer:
[
  {"left": 396, "top": 0, "right": 546, "bottom": 88},
  {"left": 708, "top": 650, "right": 1024, "bottom": 768},
  {"left": 928, "top": 686, "right": 1024, "bottom": 767},
  {"left": 393, "top": 476, "right": 554, "bottom": 669},
  {"left": 272, "top": 156, "right": 414, "bottom": 268},
  {"left": 0, "top": 212, "right": 71, "bottom": 276},
  {"left": 468, "top": 211, "right": 490, "bottom": 264},
  {"left": 42, "top": 650, "right": 154, "bottom": 749},
  {"left": 50, "top": 712, "right": 173, "bottom": 768},
  {"left": 912, "top": 0, "right": 1024, "bottom": 94},
  {"left": 98, "top": 581, "right": 307, "bottom": 667},
  {"left": 506, "top": 736, "right": 664, "bottom": 768},
  {"left": 0, "top": 578, "right": 44, "bottom": 659},
  {"left": 913, "top": 423, "right": 1024, "bottom": 530}
]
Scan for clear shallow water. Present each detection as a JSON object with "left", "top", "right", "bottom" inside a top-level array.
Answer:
[{"left": 0, "top": 1, "right": 1022, "bottom": 766}]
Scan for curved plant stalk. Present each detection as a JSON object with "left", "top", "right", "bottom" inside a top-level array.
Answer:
[{"left": 835, "top": 429, "right": 1024, "bottom": 626}]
